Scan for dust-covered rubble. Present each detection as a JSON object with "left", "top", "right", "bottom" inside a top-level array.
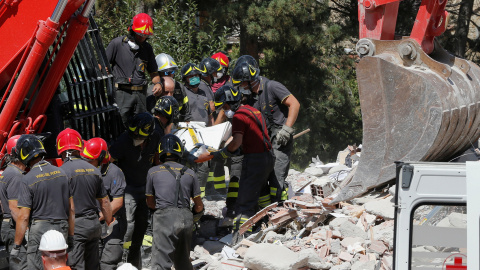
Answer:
[{"left": 192, "top": 150, "right": 396, "bottom": 270}]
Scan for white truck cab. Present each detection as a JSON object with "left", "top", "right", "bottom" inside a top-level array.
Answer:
[{"left": 393, "top": 161, "right": 480, "bottom": 269}]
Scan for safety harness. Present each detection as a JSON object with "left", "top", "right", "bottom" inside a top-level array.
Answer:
[
  {"left": 242, "top": 107, "right": 272, "bottom": 152},
  {"left": 164, "top": 164, "right": 188, "bottom": 208}
]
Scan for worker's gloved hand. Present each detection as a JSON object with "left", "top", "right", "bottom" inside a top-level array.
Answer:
[
  {"left": 67, "top": 235, "right": 74, "bottom": 252},
  {"left": 211, "top": 147, "right": 237, "bottom": 161},
  {"left": 102, "top": 218, "right": 118, "bottom": 239},
  {"left": 186, "top": 153, "right": 198, "bottom": 165},
  {"left": 10, "top": 245, "right": 21, "bottom": 263},
  {"left": 192, "top": 209, "right": 204, "bottom": 223},
  {"left": 276, "top": 125, "right": 294, "bottom": 146}
]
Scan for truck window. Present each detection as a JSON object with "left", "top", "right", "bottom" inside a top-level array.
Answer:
[{"left": 411, "top": 204, "right": 467, "bottom": 269}]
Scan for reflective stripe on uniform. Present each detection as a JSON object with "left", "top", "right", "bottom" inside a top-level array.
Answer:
[
  {"left": 200, "top": 186, "right": 206, "bottom": 198},
  {"left": 123, "top": 241, "right": 131, "bottom": 249},
  {"left": 142, "top": 235, "right": 153, "bottom": 246},
  {"left": 270, "top": 187, "right": 278, "bottom": 196},
  {"left": 227, "top": 192, "right": 238, "bottom": 198},
  {"left": 233, "top": 216, "right": 251, "bottom": 232},
  {"left": 258, "top": 194, "right": 271, "bottom": 208},
  {"left": 281, "top": 187, "right": 289, "bottom": 201},
  {"left": 214, "top": 183, "right": 227, "bottom": 189},
  {"left": 207, "top": 171, "right": 214, "bottom": 183},
  {"left": 229, "top": 181, "right": 239, "bottom": 188},
  {"left": 214, "top": 175, "right": 226, "bottom": 189}
]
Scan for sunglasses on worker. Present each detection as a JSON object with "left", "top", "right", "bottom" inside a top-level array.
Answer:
[{"left": 163, "top": 70, "right": 176, "bottom": 76}]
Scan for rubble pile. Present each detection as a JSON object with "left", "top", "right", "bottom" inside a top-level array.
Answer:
[{"left": 192, "top": 149, "right": 397, "bottom": 270}]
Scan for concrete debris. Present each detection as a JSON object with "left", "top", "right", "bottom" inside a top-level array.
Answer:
[
  {"left": 351, "top": 260, "right": 380, "bottom": 270},
  {"left": 437, "top": 212, "right": 467, "bottom": 228},
  {"left": 243, "top": 243, "right": 309, "bottom": 270},
  {"left": 192, "top": 152, "right": 395, "bottom": 270},
  {"left": 363, "top": 196, "right": 395, "bottom": 220},
  {"left": 304, "top": 167, "right": 324, "bottom": 177}
]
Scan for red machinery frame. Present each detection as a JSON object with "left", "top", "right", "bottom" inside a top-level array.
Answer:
[
  {"left": 0, "top": 0, "right": 94, "bottom": 159},
  {"left": 359, "top": 0, "right": 448, "bottom": 54}
]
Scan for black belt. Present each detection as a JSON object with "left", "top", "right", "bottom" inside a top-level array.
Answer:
[{"left": 115, "top": 83, "right": 145, "bottom": 91}]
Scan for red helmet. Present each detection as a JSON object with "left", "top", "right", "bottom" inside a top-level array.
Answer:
[
  {"left": 211, "top": 52, "right": 229, "bottom": 67},
  {"left": 56, "top": 128, "right": 83, "bottom": 155},
  {"left": 6, "top": 135, "right": 21, "bottom": 156},
  {"left": 130, "top": 13, "right": 154, "bottom": 36},
  {"left": 81, "top": 138, "right": 110, "bottom": 164}
]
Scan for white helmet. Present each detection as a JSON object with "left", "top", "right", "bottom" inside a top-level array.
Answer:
[
  {"left": 39, "top": 230, "right": 68, "bottom": 251},
  {"left": 155, "top": 53, "right": 178, "bottom": 72}
]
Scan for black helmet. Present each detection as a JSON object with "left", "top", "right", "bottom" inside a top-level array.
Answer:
[
  {"left": 198, "top": 58, "right": 222, "bottom": 77},
  {"left": 16, "top": 134, "right": 47, "bottom": 166},
  {"left": 231, "top": 62, "right": 260, "bottom": 86},
  {"left": 153, "top": 96, "right": 179, "bottom": 124},
  {"left": 181, "top": 63, "right": 201, "bottom": 79},
  {"left": 128, "top": 112, "right": 155, "bottom": 140},
  {"left": 214, "top": 85, "right": 242, "bottom": 112},
  {"left": 158, "top": 134, "right": 184, "bottom": 162},
  {"left": 235, "top": 55, "right": 259, "bottom": 69}
]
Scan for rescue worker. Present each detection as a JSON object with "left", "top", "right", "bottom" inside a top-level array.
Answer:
[
  {"left": 40, "top": 230, "right": 71, "bottom": 270},
  {"left": 211, "top": 51, "right": 232, "bottom": 93},
  {"left": 198, "top": 57, "right": 222, "bottom": 113},
  {"left": 232, "top": 58, "right": 300, "bottom": 203},
  {"left": 212, "top": 85, "right": 274, "bottom": 241},
  {"left": 146, "top": 134, "right": 204, "bottom": 270},
  {"left": 56, "top": 128, "right": 113, "bottom": 270},
  {"left": 143, "top": 96, "right": 179, "bottom": 267},
  {"left": 106, "top": 13, "right": 161, "bottom": 127},
  {"left": 152, "top": 96, "right": 179, "bottom": 136},
  {"left": 208, "top": 52, "right": 234, "bottom": 200},
  {"left": 13, "top": 134, "right": 75, "bottom": 270},
  {"left": 109, "top": 112, "right": 160, "bottom": 268},
  {"left": 181, "top": 63, "right": 213, "bottom": 197},
  {"left": 81, "top": 138, "right": 127, "bottom": 270},
  {"left": 0, "top": 135, "right": 27, "bottom": 269},
  {"left": 146, "top": 75, "right": 175, "bottom": 113},
  {"left": 154, "top": 53, "right": 191, "bottom": 122}
]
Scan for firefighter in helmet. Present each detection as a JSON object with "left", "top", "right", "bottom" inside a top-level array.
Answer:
[
  {"left": 1, "top": 135, "right": 27, "bottom": 269},
  {"left": 109, "top": 112, "right": 160, "bottom": 268},
  {"left": 81, "top": 138, "right": 127, "bottom": 270},
  {"left": 232, "top": 57, "right": 300, "bottom": 204},
  {"left": 211, "top": 85, "right": 275, "bottom": 243},
  {"left": 146, "top": 134, "right": 203, "bottom": 269},
  {"left": 57, "top": 128, "right": 113, "bottom": 270},
  {"left": 13, "top": 134, "right": 75, "bottom": 270},
  {"left": 106, "top": 13, "right": 161, "bottom": 127}
]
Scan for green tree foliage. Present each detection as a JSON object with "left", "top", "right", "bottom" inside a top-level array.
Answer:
[
  {"left": 211, "top": 0, "right": 363, "bottom": 168},
  {"left": 94, "top": 0, "right": 229, "bottom": 69}
]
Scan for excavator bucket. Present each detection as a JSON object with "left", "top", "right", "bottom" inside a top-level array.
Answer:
[{"left": 331, "top": 38, "right": 480, "bottom": 203}]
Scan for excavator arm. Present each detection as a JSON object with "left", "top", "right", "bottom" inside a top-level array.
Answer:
[
  {"left": 332, "top": 0, "right": 480, "bottom": 203},
  {"left": 0, "top": 0, "right": 121, "bottom": 163}
]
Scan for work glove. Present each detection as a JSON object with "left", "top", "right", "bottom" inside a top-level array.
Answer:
[
  {"left": 67, "top": 235, "right": 74, "bottom": 252},
  {"left": 211, "top": 147, "right": 237, "bottom": 161},
  {"left": 186, "top": 152, "right": 198, "bottom": 165},
  {"left": 193, "top": 209, "right": 204, "bottom": 224},
  {"left": 10, "top": 245, "right": 21, "bottom": 263},
  {"left": 276, "top": 125, "right": 294, "bottom": 146},
  {"left": 102, "top": 218, "right": 118, "bottom": 239}
]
